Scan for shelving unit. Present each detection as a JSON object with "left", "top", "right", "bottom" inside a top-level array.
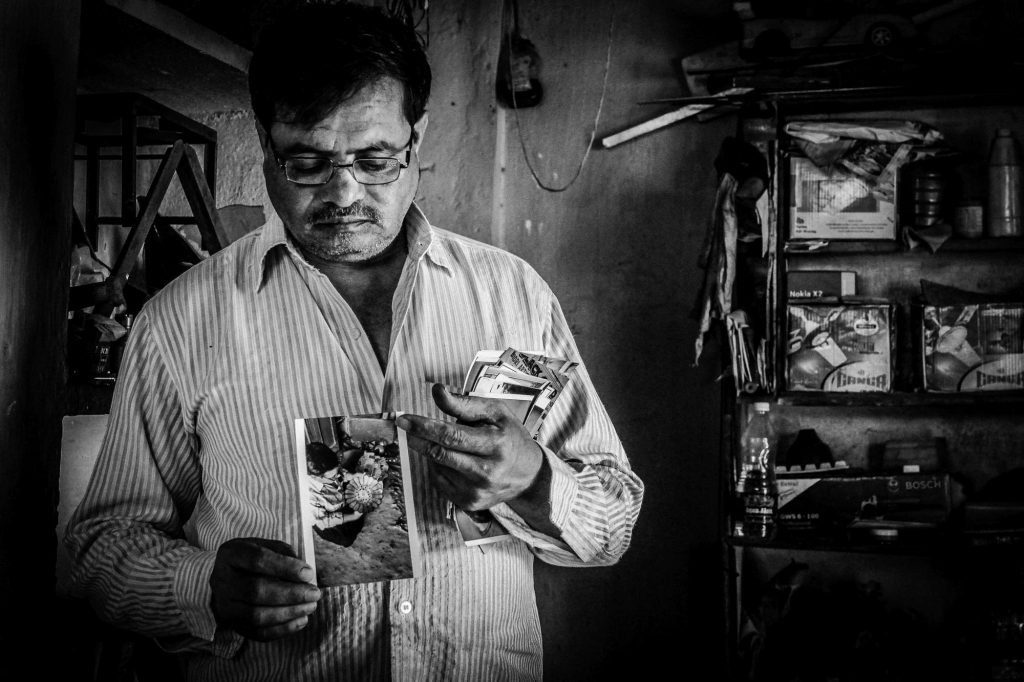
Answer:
[
  {"left": 723, "top": 87, "right": 1024, "bottom": 682},
  {"left": 67, "top": 94, "right": 223, "bottom": 416}
]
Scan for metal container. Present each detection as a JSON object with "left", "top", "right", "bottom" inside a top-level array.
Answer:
[
  {"left": 986, "top": 128, "right": 1024, "bottom": 237},
  {"left": 906, "top": 163, "right": 950, "bottom": 228}
]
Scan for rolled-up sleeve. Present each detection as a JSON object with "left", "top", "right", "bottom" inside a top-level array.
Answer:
[
  {"left": 63, "top": 312, "right": 240, "bottom": 657},
  {"left": 490, "top": 288, "right": 644, "bottom": 566}
]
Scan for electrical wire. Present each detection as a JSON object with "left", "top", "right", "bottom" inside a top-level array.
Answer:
[{"left": 505, "top": 0, "right": 616, "bottom": 193}]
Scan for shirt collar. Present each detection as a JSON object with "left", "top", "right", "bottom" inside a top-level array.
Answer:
[
  {"left": 405, "top": 202, "right": 453, "bottom": 273},
  {"left": 250, "top": 202, "right": 452, "bottom": 292}
]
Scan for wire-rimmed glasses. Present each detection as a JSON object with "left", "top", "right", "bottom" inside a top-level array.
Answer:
[{"left": 270, "top": 132, "right": 413, "bottom": 186}]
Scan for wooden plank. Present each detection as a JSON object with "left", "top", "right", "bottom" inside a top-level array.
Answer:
[
  {"left": 178, "top": 143, "right": 228, "bottom": 253},
  {"left": 103, "top": 0, "right": 251, "bottom": 73},
  {"left": 110, "top": 140, "right": 183, "bottom": 280},
  {"left": 600, "top": 87, "right": 753, "bottom": 149}
]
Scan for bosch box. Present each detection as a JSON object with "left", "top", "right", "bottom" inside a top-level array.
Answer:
[
  {"left": 777, "top": 473, "right": 952, "bottom": 533},
  {"left": 921, "top": 303, "right": 1024, "bottom": 392},
  {"left": 786, "top": 303, "right": 895, "bottom": 392}
]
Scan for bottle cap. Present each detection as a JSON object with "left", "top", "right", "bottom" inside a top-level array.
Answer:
[{"left": 989, "top": 129, "right": 1021, "bottom": 166}]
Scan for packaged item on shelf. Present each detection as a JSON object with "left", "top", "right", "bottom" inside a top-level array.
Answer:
[
  {"left": 953, "top": 200, "right": 984, "bottom": 238},
  {"left": 788, "top": 155, "right": 898, "bottom": 241},
  {"left": 776, "top": 472, "right": 953, "bottom": 534},
  {"left": 921, "top": 302, "right": 1024, "bottom": 392},
  {"left": 786, "top": 302, "right": 895, "bottom": 392},
  {"left": 786, "top": 270, "right": 856, "bottom": 300}
]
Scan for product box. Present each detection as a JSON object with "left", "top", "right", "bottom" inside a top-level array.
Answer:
[
  {"left": 777, "top": 473, "right": 952, "bottom": 533},
  {"left": 786, "top": 303, "right": 895, "bottom": 392},
  {"left": 921, "top": 303, "right": 1024, "bottom": 392},
  {"left": 787, "top": 270, "right": 857, "bottom": 300},
  {"left": 788, "top": 155, "right": 897, "bottom": 240}
]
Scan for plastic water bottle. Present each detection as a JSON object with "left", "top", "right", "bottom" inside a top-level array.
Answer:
[
  {"left": 738, "top": 402, "right": 778, "bottom": 539},
  {"left": 986, "top": 128, "right": 1023, "bottom": 237}
]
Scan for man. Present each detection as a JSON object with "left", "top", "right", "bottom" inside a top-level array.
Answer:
[{"left": 66, "top": 4, "right": 643, "bottom": 680}]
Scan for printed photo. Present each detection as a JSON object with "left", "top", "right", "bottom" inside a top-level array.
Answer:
[{"left": 294, "top": 413, "right": 421, "bottom": 586}]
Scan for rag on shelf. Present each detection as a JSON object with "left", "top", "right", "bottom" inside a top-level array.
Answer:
[{"left": 692, "top": 137, "right": 769, "bottom": 378}]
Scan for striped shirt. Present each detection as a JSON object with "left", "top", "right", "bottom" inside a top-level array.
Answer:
[{"left": 65, "top": 205, "right": 644, "bottom": 681}]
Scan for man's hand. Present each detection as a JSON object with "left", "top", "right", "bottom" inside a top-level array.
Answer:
[
  {"left": 210, "top": 537, "right": 322, "bottom": 641},
  {"left": 397, "top": 384, "right": 557, "bottom": 535}
]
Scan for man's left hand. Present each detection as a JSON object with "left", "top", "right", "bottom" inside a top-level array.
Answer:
[{"left": 396, "top": 383, "right": 544, "bottom": 511}]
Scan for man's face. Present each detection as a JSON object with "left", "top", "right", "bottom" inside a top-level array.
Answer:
[{"left": 260, "top": 77, "right": 426, "bottom": 264}]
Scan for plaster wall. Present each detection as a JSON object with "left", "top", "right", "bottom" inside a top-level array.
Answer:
[{"left": 418, "top": 3, "right": 730, "bottom": 677}]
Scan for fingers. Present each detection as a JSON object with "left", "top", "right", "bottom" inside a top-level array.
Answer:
[
  {"left": 246, "top": 615, "right": 314, "bottom": 642},
  {"left": 218, "top": 569, "right": 321, "bottom": 606},
  {"left": 221, "top": 598, "right": 317, "bottom": 622},
  {"left": 217, "top": 601, "right": 319, "bottom": 642},
  {"left": 428, "top": 461, "right": 485, "bottom": 510},
  {"left": 398, "top": 400, "right": 505, "bottom": 458},
  {"left": 219, "top": 537, "right": 314, "bottom": 584},
  {"left": 404, "top": 432, "right": 492, "bottom": 482},
  {"left": 211, "top": 538, "right": 322, "bottom": 641}
]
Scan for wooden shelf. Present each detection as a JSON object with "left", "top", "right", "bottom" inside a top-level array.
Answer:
[
  {"left": 730, "top": 528, "right": 1024, "bottom": 557},
  {"left": 776, "top": 390, "right": 1024, "bottom": 407},
  {"left": 785, "top": 236, "right": 1024, "bottom": 256},
  {"left": 785, "top": 240, "right": 900, "bottom": 255},
  {"left": 727, "top": 532, "right": 953, "bottom": 556}
]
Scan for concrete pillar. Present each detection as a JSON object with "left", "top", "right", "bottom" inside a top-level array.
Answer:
[{"left": 0, "top": 0, "right": 81, "bottom": 655}]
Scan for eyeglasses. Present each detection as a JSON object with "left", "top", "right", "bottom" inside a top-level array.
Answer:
[{"left": 269, "top": 132, "right": 413, "bottom": 186}]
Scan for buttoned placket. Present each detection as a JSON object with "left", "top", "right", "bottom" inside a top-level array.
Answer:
[{"left": 284, "top": 250, "right": 386, "bottom": 403}]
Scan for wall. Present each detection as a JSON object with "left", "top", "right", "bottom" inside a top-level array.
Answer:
[
  {"left": 0, "top": 0, "right": 81, "bottom": 656},
  {"left": 418, "top": 2, "right": 732, "bottom": 678},
  {"left": 70, "top": 0, "right": 736, "bottom": 677}
]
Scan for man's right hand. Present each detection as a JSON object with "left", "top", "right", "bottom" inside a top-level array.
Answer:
[{"left": 210, "top": 537, "right": 322, "bottom": 641}]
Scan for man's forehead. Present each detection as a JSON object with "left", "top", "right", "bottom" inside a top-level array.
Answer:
[
  {"left": 272, "top": 79, "right": 406, "bottom": 133},
  {"left": 270, "top": 114, "right": 406, "bottom": 151},
  {"left": 272, "top": 110, "right": 406, "bottom": 150}
]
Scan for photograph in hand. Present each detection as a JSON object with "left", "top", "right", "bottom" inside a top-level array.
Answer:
[
  {"left": 450, "top": 503, "right": 516, "bottom": 547},
  {"left": 294, "top": 413, "right": 421, "bottom": 586}
]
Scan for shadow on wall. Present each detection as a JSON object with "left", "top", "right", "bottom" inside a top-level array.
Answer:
[{"left": 217, "top": 204, "right": 266, "bottom": 244}]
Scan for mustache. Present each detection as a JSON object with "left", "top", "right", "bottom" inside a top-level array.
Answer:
[{"left": 307, "top": 202, "right": 384, "bottom": 225}]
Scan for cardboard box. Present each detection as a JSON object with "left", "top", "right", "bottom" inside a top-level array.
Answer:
[
  {"left": 788, "top": 155, "right": 897, "bottom": 240},
  {"left": 786, "top": 303, "right": 895, "bottom": 392},
  {"left": 777, "top": 473, "right": 952, "bottom": 533},
  {"left": 921, "top": 302, "right": 1024, "bottom": 391},
  {"left": 787, "top": 270, "right": 857, "bottom": 300}
]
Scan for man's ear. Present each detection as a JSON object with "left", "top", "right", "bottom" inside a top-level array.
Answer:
[{"left": 412, "top": 113, "right": 428, "bottom": 154}]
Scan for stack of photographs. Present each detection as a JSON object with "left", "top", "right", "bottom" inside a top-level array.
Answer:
[
  {"left": 451, "top": 348, "right": 577, "bottom": 548},
  {"left": 461, "top": 348, "right": 577, "bottom": 438}
]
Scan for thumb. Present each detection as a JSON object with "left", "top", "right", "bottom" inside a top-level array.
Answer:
[{"left": 431, "top": 383, "right": 498, "bottom": 425}]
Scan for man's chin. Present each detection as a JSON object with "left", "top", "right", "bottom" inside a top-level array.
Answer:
[{"left": 306, "top": 237, "right": 387, "bottom": 264}]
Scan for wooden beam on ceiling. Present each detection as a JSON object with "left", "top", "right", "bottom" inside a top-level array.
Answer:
[{"left": 103, "top": 0, "right": 251, "bottom": 73}]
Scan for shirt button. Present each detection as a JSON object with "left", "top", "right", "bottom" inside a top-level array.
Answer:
[
  {"left": 350, "top": 328, "right": 361, "bottom": 339},
  {"left": 398, "top": 600, "right": 413, "bottom": 615}
]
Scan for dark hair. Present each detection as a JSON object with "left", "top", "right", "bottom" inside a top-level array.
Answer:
[
  {"left": 248, "top": 3, "right": 431, "bottom": 135},
  {"left": 306, "top": 441, "right": 339, "bottom": 476}
]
